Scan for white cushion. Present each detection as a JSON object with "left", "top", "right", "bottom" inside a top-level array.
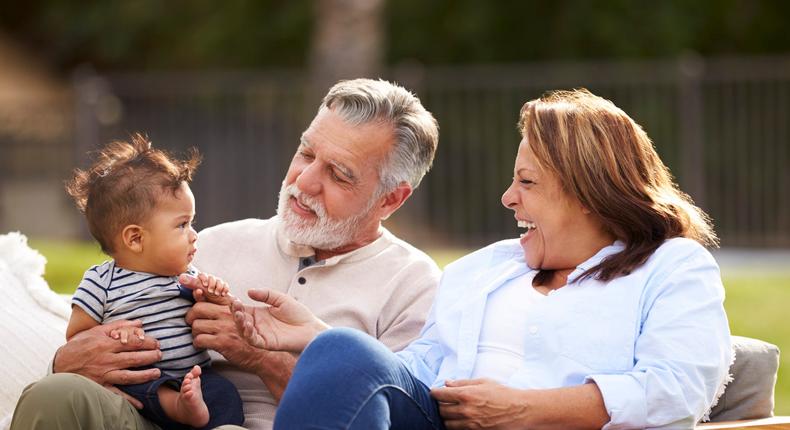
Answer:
[{"left": 0, "top": 232, "right": 70, "bottom": 429}]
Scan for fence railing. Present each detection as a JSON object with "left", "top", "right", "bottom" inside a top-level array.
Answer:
[{"left": 8, "top": 55, "right": 789, "bottom": 248}]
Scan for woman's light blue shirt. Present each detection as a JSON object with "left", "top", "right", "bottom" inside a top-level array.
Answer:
[{"left": 397, "top": 237, "right": 732, "bottom": 429}]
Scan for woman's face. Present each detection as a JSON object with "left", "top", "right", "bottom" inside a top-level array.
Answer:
[{"left": 501, "top": 137, "right": 608, "bottom": 271}]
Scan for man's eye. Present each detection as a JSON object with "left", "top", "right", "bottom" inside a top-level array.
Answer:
[
  {"left": 331, "top": 170, "right": 348, "bottom": 183},
  {"left": 179, "top": 222, "right": 189, "bottom": 229},
  {"left": 299, "top": 151, "right": 314, "bottom": 160}
]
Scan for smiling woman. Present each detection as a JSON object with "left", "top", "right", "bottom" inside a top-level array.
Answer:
[
  {"left": 503, "top": 89, "right": 717, "bottom": 291},
  {"left": 230, "top": 88, "right": 732, "bottom": 430}
]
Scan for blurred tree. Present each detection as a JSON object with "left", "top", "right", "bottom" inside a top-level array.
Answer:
[
  {"left": 387, "top": 0, "right": 790, "bottom": 64},
  {"left": 0, "top": 0, "right": 312, "bottom": 71},
  {"left": 0, "top": 0, "right": 788, "bottom": 74},
  {"left": 310, "top": 0, "right": 385, "bottom": 88}
]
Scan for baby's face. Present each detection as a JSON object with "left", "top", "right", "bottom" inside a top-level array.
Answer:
[{"left": 136, "top": 182, "right": 198, "bottom": 276}]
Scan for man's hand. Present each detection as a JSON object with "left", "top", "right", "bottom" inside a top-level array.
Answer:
[
  {"left": 54, "top": 319, "right": 162, "bottom": 408},
  {"left": 431, "top": 379, "right": 529, "bottom": 430},
  {"left": 231, "top": 288, "right": 330, "bottom": 353},
  {"left": 184, "top": 288, "right": 301, "bottom": 400}
]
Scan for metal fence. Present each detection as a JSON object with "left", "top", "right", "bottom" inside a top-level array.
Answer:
[{"left": 19, "top": 55, "right": 790, "bottom": 248}]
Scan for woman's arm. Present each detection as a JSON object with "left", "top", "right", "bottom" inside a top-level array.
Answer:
[
  {"left": 586, "top": 246, "right": 732, "bottom": 428},
  {"left": 431, "top": 379, "right": 609, "bottom": 430}
]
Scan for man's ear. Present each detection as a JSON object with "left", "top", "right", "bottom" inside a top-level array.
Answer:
[
  {"left": 379, "top": 182, "right": 413, "bottom": 221},
  {"left": 121, "top": 225, "right": 145, "bottom": 253}
]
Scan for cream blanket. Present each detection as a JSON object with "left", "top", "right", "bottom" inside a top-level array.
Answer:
[{"left": 0, "top": 232, "right": 70, "bottom": 429}]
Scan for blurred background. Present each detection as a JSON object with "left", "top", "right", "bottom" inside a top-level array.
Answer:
[{"left": 1, "top": 0, "right": 788, "bottom": 414}]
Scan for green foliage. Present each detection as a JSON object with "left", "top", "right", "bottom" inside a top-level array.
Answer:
[
  {"left": 0, "top": 0, "right": 313, "bottom": 70},
  {"left": 387, "top": 0, "right": 790, "bottom": 64},
  {"left": 2, "top": 0, "right": 789, "bottom": 71}
]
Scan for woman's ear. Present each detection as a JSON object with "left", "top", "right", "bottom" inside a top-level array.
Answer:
[{"left": 121, "top": 225, "right": 144, "bottom": 253}]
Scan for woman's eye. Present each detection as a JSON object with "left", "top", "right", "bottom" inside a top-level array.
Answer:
[{"left": 520, "top": 179, "right": 534, "bottom": 185}]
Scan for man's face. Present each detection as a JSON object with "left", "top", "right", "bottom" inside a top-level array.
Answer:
[{"left": 278, "top": 108, "right": 395, "bottom": 250}]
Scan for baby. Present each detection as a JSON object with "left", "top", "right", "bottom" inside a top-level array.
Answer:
[{"left": 64, "top": 134, "right": 243, "bottom": 429}]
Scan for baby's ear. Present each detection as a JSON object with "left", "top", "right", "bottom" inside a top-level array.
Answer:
[{"left": 121, "top": 224, "right": 144, "bottom": 253}]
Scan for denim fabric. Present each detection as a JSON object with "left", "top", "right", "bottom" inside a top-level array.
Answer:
[
  {"left": 119, "top": 367, "right": 244, "bottom": 430},
  {"left": 275, "top": 328, "right": 446, "bottom": 430}
]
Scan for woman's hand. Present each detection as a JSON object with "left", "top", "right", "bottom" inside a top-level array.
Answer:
[
  {"left": 431, "top": 378, "right": 529, "bottom": 430},
  {"left": 433, "top": 380, "right": 610, "bottom": 430},
  {"left": 231, "top": 288, "right": 330, "bottom": 353}
]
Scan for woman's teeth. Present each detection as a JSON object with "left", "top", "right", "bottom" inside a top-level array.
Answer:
[{"left": 517, "top": 220, "right": 536, "bottom": 230}]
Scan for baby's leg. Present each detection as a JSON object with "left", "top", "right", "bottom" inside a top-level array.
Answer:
[{"left": 157, "top": 365, "right": 210, "bottom": 428}]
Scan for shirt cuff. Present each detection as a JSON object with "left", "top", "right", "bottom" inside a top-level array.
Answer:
[{"left": 585, "top": 373, "right": 646, "bottom": 430}]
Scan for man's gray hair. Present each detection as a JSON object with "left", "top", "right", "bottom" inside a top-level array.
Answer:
[{"left": 321, "top": 78, "right": 439, "bottom": 193}]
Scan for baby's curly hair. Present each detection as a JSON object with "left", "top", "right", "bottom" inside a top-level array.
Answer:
[{"left": 66, "top": 133, "right": 201, "bottom": 254}]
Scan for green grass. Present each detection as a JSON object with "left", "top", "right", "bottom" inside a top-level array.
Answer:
[
  {"left": 723, "top": 273, "right": 790, "bottom": 415},
  {"left": 30, "top": 241, "right": 790, "bottom": 414},
  {"left": 28, "top": 239, "right": 108, "bottom": 294}
]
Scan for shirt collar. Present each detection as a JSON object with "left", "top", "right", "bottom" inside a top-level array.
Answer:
[
  {"left": 492, "top": 237, "right": 626, "bottom": 284},
  {"left": 566, "top": 240, "right": 626, "bottom": 283}
]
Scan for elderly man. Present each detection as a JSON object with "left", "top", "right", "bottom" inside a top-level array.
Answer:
[{"left": 11, "top": 79, "right": 441, "bottom": 430}]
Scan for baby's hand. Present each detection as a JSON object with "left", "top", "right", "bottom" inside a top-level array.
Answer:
[
  {"left": 195, "top": 272, "right": 233, "bottom": 305},
  {"left": 109, "top": 325, "right": 145, "bottom": 345}
]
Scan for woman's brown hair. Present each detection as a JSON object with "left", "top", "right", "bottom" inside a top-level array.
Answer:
[{"left": 519, "top": 89, "right": 718, "bottom": 282}]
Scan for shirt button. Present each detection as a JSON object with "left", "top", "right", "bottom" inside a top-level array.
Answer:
[
  {"left": 298, "top": 277, "right": 306, "bottom": 285},
  {"left": 528, "top": 325, "right": 538, "bottom": 334}
]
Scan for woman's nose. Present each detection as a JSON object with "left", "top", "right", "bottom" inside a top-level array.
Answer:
[{"left": 501, "top": 182, "right": 518, "bottom": 210}]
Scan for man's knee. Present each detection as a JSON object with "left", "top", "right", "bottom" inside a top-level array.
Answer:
[
  {"left": 12, "top": 373, "right": 105, "bottom": 429},
  {"left": 19, "top": 373, "right": 98, "bottom": 409}
]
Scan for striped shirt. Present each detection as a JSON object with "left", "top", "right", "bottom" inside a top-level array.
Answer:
[{"left": 71, "top": 260, "right": 210, "bottom": 377}]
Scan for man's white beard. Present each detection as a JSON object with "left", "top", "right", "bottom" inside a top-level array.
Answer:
[{"left": 277, "top": 183, "right": 377, "bottom": 250}]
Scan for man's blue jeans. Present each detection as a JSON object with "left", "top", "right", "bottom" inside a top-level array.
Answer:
[{"left": 274, "top": 328, "right": 447, "bottom": 430}]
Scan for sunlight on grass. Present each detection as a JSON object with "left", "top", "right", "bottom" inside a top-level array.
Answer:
[
  {"left": 724, "top": 274, "right": 790, "bottom": 415},
  {"left": 28, "top": 239, "right": 107, "bottom": 294}
]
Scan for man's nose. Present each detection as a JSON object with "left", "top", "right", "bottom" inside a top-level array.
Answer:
[{"left": 295, "top": 162, "right": 322, "bottom": 196}]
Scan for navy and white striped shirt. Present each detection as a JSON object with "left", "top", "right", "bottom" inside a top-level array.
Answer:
[{"left": 72, "top": 261, "right": 210, "bottom": 377}]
